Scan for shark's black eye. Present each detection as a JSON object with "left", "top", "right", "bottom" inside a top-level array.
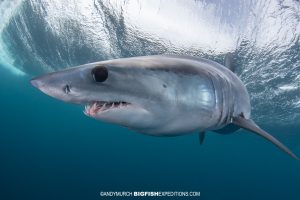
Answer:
[{"left": 92, "top": 66, "right": 108, "bottom": 82}]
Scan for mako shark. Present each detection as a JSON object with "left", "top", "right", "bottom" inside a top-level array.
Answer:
[{"left": 30, "top": 54, "right": 298, "bottom": 159}]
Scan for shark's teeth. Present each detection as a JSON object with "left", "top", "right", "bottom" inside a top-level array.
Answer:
[
  {"left": 102, "top": 103, "right": 107, "bottom": 110},
  {"left": 83, "top": 105, "right": 89, "bottom": 115},
  {"left": 84, "top": 101, "right": 130, "bottom": 116}
]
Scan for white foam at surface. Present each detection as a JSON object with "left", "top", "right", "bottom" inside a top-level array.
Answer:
[
  {"left": 0, "top": 0, "right": 25, "bottom": 75},
  {"left": 278, "top": 84, "right": 297, "bottom": 91},
  {"left": 122, "top": 0, "right": 239, "bottom": 53}
]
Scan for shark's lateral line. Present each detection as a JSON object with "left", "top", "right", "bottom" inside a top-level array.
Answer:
[{"left": 30, "top": 55, "right": 298, "bottom": 159}]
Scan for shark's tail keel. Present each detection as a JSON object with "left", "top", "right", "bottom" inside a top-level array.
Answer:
[{"left": 232, "top": 116, "right": 299, "bottom": 160}]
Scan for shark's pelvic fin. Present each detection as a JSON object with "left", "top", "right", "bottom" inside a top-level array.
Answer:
[
  {"left": 199, "top": 132, "right": 206, "bottom": 145},
  {"left": 224, "top": 53, "right": 235, "bottom": 72},
  {"left": 232, "top": 116, "right": 299, "bottom": 160}
]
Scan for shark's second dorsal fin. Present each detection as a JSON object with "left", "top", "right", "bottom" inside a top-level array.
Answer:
[
  {"left": 232, "top": 116, "right": 299, "bottom": 160},
  {"left": 224, "top": 53, "right": 235, "bottom": 72}
]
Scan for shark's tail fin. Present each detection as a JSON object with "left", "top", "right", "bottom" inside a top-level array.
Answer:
[{"left": 232, "top": 116, "right": 299, "bottom": 160}]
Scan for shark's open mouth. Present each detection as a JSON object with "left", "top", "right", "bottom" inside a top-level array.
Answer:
[{"left": 84, "top": 101, "right": 130, "bottom": 116}]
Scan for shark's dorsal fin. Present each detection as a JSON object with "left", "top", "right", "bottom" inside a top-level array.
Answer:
[
  {"left": 232, "top": 116, "right": 299, "bottom": 160},
  {"left": 199, "top": 131, "right": 205, "bottom": 145},
  {"left": 224, "top": 53, "right": 235, "bottom": 72}
]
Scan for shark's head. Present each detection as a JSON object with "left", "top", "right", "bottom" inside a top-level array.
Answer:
[
  {"left": 31, "top": 56, "right": 219, "bottom": 135},
  {"left": 30, "top": 59, "right": 185, "bottom": 133}
]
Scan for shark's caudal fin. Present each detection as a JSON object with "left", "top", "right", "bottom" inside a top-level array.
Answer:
[{"left": 232, "top": 116, "right": 299, "bottom": 160}]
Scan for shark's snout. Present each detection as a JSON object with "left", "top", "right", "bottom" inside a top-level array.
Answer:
[{"left": 30, "top": 78, "right": 43, "bottom": 89}]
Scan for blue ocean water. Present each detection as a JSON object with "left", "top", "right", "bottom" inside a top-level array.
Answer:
[{"left": 1, "top": 1, "right": 300, "bottom": 199}]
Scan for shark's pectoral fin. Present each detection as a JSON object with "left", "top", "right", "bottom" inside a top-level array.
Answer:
[
  {"left": 199, "top": 132, "right": 205, "bottom": 145},
  {"left": 232, "top": 116, "right": 299, "bottom": 160}
]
